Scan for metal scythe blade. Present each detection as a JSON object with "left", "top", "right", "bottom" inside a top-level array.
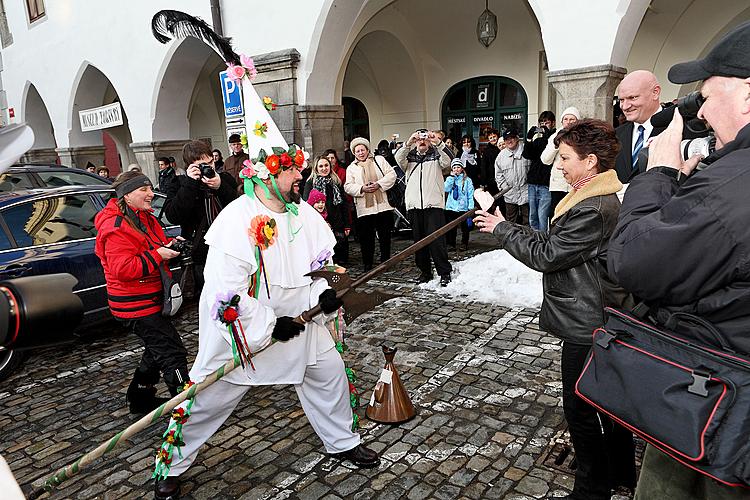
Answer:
[{"left": 306, "top": 269, "right": 398, "bottom": 324}]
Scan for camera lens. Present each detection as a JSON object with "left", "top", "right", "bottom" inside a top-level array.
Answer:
[
  {"left": 677, "top": 91, "right": 705, "bottom": 118},
  {"left": 199, "top": 163, "right": 216, "bottom": 179}
]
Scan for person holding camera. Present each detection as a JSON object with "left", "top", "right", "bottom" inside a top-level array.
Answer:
[
  {"left": 163, "top": 140, "right": 238, "bottom": 295},
  {"left": 94, "top": 171, "right": 190, "bottom": 413},
  {"left": 396, "top": 129, "right": 453, "bottom": 286},
  {"left": 608, "top": 22, "right": 750, "bottom": 500},
  {"left": 523, "top": 111, "right": 556, "bottom": 231}
]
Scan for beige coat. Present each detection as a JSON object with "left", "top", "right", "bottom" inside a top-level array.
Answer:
[
  {"left": 395, "top": 142, "right": 452, "bottom": 210},
  {"left": 344, "top": 155, "right": 397, "bottom": 217}
]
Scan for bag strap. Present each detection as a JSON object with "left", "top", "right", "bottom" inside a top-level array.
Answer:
[{"left": 664, "top": 311, "right": 733, "bottom": 352}]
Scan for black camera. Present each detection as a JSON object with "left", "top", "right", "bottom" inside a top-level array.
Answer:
[
  {"left": 199, "top": 163, "right": 216, "bottom": 179},
  {"left": 170, "top": 239, "right": 193, "bottom": 267},
  {"left": 171, "top": 239, "right": 192, "bottom": 255}
]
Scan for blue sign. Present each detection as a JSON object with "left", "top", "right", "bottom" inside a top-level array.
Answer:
[{"left": 220, "top": 71, "right": 243, "bottom": 118}]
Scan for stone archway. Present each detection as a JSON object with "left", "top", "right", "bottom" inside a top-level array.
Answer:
[
  {"left": 21, "top": 82, "right": 58, "bottom": 163},
  {"left": 138, "top": 36, "right": 225, "bottom": 180},
  {"left": 63, "top": 62, "right": 135, "bottom": 173}
]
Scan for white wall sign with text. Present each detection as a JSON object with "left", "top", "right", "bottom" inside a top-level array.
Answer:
[{"left": 79, "top": 102, "right": 123, "bottom": 132}]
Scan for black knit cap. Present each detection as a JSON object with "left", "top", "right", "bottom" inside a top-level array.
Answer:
[
  {"left": 115, "top": 174, "right": 152, "bottom": 199},
  {"left": 669, "top": 20, "right": 750, "bottom": 84}
]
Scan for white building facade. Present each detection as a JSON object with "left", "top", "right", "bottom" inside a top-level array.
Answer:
[{"left": 1, "top": 0, "right": 748, "bottom": 182}]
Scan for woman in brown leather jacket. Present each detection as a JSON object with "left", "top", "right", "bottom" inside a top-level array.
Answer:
[{"left": 475, "top": 119, "right": 635, "bottom": 500}]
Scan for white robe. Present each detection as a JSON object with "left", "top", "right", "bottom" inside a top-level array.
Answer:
[{"left": 190, "top": 194, "right": 337, "bottom": 385}]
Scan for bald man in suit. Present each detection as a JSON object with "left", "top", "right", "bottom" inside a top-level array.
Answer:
[{"left": 614, "top": 70, "right": 666, "bottom": 183}]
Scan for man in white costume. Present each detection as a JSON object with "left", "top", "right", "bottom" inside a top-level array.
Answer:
[{"left": 154, "top": 83, "right": 378, "bottom": 500}]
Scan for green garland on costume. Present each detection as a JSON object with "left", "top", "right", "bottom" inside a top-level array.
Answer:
[
  {"left": 332, "top": 301, "right": 360, "bottom": 431},
  {"left": 152, "top": 380, "right": 196, "bottom": 480}
]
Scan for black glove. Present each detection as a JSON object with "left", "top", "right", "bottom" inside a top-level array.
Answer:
[
  {"left": 319, "top": 288, "right": 343, "bottom": 314},
  {"left": 271, "top": 316, "right": 304, "bottom": 342}
]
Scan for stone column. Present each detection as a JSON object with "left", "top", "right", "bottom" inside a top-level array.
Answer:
[
  {"left": 296, "top": 105, "right": 345, "bottom": 157},
  {"left": 252, "top": 49, "right": 301, "bottom": 145},
  {"left": 21, "top": 148, "right": 58, "bottom": 164},
  {"left": 130, "top": 140, "right": 188, "bottom": 184},
  {"left": 55, "top": 146, "right": 106, "bottom": 169},
  {"left": 548, "top": 64, "right": 626, "bottom": 123}
]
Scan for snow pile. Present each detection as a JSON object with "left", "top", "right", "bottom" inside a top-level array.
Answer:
[{"left": 423, "top": 249, "right": 543, "bottom": 308}]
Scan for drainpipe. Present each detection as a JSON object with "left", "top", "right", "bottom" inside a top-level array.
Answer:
[{"left": 210, "top": 0, "right": 223, "bottom": 36}]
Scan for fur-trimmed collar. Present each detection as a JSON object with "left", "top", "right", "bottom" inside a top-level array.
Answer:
[{"left": 551, "top": 169, "right": 622, "bottom": 222}]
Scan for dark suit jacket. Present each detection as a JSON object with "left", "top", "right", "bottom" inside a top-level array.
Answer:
[{"left": 614, "top": 121, "right": 666, "bottom": 183}]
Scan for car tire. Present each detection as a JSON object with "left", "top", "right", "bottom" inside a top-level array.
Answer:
[{"left": 0, "top": 348, "right": 24, "bottom": 381}]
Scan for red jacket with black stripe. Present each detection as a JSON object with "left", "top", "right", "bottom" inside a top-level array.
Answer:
[{"left": 94, "top": 199, "right": 173, "bottom": 319}]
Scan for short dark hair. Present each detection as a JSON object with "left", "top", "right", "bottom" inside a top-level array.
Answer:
[
  {"left": 554, "top": 119, "right": 620, "bottom": 172},
  {"left": 182, "top": 140, "right": 212, "bottom": 167},
  {"left": 323, "top": 149, "right": 340, "bottom": 163},
  {"left": 212, "top": 149, "right": 223, "bottom": 159},
  {"left": 97, "top": 166, "right": 109, "bottom": 175},
  {"left": 487, "top": 128, "right": 500, "bottom": 136},
  {"left": 539, "top": 111, "right": 556, "bottom": 123},
  {"left": 157, "top": 156, "right": 170, "bottom": 164}
]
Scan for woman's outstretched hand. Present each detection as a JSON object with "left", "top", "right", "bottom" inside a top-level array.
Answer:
[{"left": 474, "top": 208, "right": 505, "bottom": 234}]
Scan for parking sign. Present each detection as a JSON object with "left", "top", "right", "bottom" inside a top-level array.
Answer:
[{"left": 220, "top": 71, "right": 244, "bottom": 118}]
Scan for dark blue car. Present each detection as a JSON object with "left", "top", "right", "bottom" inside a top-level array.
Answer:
[{"left": 0, "top": 185, "right": 180, "bottom": 380}]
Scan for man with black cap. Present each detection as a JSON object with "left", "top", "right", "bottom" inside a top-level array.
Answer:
[
  {"left": 608, "top": 20, "right": 750, "bottom": 500},
  {"left": 222, "top": 133, "right": 249, "bottom": 187},
  {"left": 494, "top": 128, "right": 530, "bottom": 225}
]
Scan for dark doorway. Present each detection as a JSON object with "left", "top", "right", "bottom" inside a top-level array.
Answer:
[
  {"left": 343, "top": 96, "right": 370, "bottom": 141},
  {"left": 442, "top": 76, "right": 528, "bottom": 155}
]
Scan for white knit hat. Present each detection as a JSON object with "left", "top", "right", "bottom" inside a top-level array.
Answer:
[
  {"left": 350, "top": 137, "right": 371, "bottom": 153},
  {"left": 561, "top": 106, "right": 581, "bottom": 120}
]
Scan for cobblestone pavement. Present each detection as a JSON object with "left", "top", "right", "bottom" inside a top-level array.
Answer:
[{"left": 0, "top": 231, "right": 635, "bottom": 499}]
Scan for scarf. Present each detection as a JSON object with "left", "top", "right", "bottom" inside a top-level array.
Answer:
[
  {"left": 313, "top": 175, "right": 343, "bottom": 206},
  {"left": 552, "top": 169, "right": 622, "bottom": 222},
  {"left": 357, "top": 156, "right": 385, "bottom": 208}
]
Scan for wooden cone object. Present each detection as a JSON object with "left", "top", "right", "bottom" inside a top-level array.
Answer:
[{"left": 366, "top": 346, "right": 416, "bottom": 424}]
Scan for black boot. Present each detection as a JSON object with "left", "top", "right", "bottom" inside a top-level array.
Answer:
[
  {"left": 127, "top": 370, "right": 167, "bottom": 414},
  {"left": 154, "top": 476, "right": 180, "bottom": 499}
]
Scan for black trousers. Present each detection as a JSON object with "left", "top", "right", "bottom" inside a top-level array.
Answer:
[
  {"left": 444, "top": 209, "right": 470, "bottom": 247},
  {"left": 561, "top": 341, "right": 636, "bottom": 499},
  {"left": 125, "top": 313, "right": 189, "bottom": 394},
  {"left": 333, "top": 232, "right": 349, "bottom": 265},
  {"left": 408, "top": 208, "right": 452, "bottom": 278},
  {"left": 505, "top": 203, "right": 529, "bottom": 226},
  {"left": 356, "top": 211, "right": 393, "bottom": 268},
  {"left": 550, "top": 190, "right": 567, "bottom": 215}
]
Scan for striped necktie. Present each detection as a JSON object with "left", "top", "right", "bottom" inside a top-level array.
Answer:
[{"left": 632, "top": 125, "right": 645, "bottom": 169}]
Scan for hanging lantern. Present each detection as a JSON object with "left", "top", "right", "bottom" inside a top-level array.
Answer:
[{"left": 477, "top": 0, "right": 498, "bottom": 48}]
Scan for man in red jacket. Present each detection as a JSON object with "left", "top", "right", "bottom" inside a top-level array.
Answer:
[{"left": 95, "top": 171, "right": 190, "bottom": 413}]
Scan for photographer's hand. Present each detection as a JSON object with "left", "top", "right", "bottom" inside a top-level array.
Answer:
[
  {"left": 646, "top": 109, "right": 687, "bottom": 172},
  {"left": 202, "top": 174, "right": 221, "bottom": 190},
  {"left": 186, "top": 165, "right": 202, "bottom": 180},
  {"left": 156, "top": 245, "right": 180, "bottom": 261}
]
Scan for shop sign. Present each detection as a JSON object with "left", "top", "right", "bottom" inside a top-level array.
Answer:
[
  {"left": 447, "top": 116, "right": 466, "bottom": 124},
  {"left": 79, "top": 102, "right": 123, "bottom": 132}
]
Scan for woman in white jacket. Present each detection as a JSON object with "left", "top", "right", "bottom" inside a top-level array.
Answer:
[
  {"left": 344, "top": 137, "right": 397, "bottom": 271},
  {"left": 541, "top": 106, "right": 581, "bottom": 214}
]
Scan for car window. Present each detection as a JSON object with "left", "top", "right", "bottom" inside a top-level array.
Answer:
[
  {"left": 2, "top": 194, "right": 99, "bottom": 247},
  {"left": 0, "top": 172, "right": 36, "bottom": 192},
  {"left": 37, "top": 170, "right": 111, "bottom": 188},
  {"left": 0, "top": 225, "right": 12, "bottom": 251},
  {"left": 151, "top": 194, "right": 177, "bottom": 227}
]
